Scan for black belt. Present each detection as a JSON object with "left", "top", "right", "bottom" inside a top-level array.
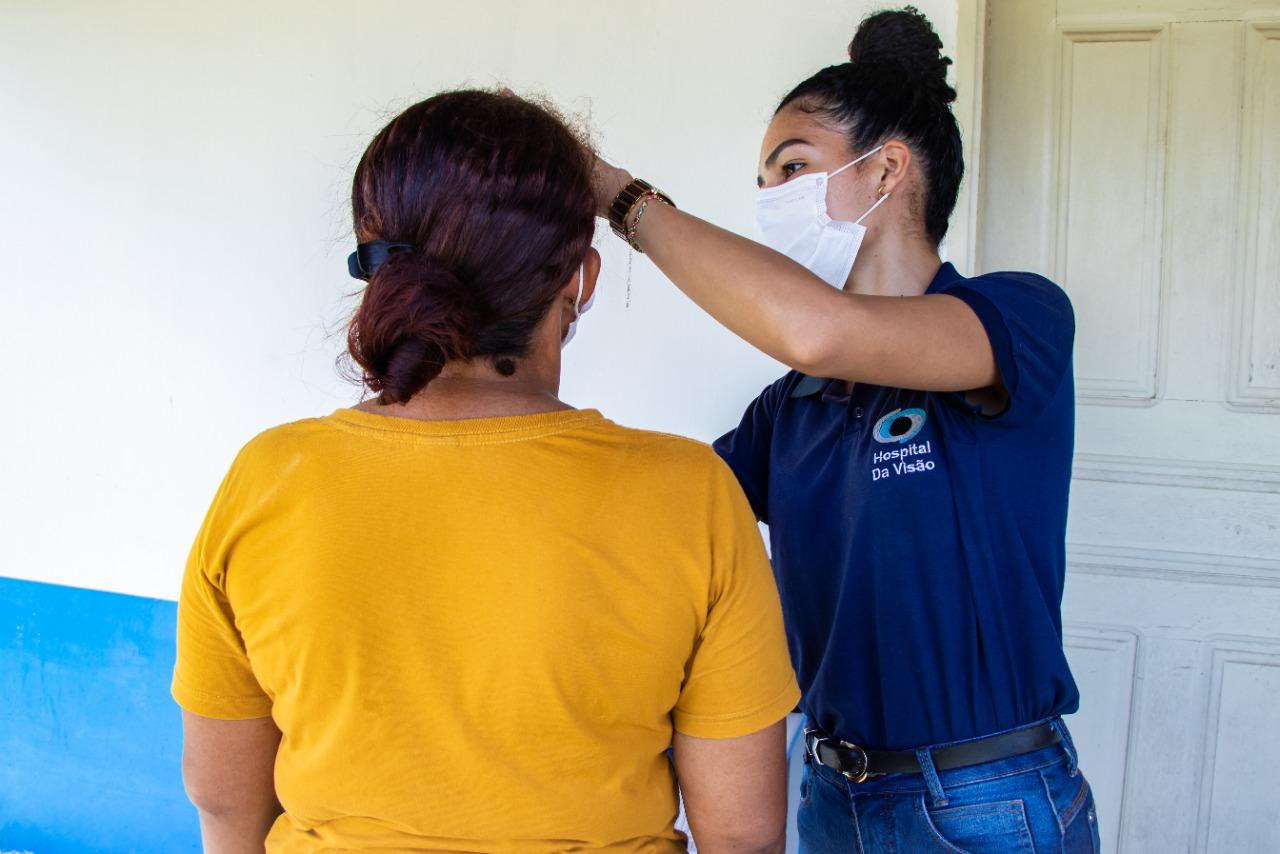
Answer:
[{"left": 804, "top": 722, "right": 1060, "bottom": 783}]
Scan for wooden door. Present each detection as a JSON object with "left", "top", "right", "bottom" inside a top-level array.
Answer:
[{"left": 979, "top": 1, "right": 1280, "bottom": 850}]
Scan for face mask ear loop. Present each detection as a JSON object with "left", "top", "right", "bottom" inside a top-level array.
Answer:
[
  {"left": 855, "top": 190, "right": 892, "bottom": 225},
  {"left": 828, "top": 144, "right": 884, "bottom": 179},
  {"left": 573, "top": 261, "right": 585, "bottom": 317}
]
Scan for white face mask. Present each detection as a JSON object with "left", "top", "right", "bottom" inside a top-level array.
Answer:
[
  {"left": 755, "top": 145, "right": 891, "bottom": 289},
  {"left": 562, "top": 261, "right": 594, "bottom": 348}
]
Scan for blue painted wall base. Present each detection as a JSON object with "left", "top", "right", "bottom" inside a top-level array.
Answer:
[{"left": 0, "top": 577, "right": 199, "bottom": 852}]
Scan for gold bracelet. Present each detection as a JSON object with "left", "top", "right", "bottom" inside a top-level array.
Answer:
[
  {"left": 608, "top": 179, "right": 675, "bottom": 253},
  {"left": 624, "top": 190, "right": 673, "bottom": 253}
]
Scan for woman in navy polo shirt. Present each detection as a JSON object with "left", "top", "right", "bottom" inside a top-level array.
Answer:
[{"left": 591, "top": 7, "right": 1099, "bottom": 853}]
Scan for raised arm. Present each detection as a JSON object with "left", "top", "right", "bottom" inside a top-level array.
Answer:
[{"left": 597, "top": 161, "right": 996, "bottom": 393}]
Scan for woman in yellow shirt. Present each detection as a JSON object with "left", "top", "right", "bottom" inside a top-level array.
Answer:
[{"left": 172, "top": 90, "right": 800, "bottom": 853}]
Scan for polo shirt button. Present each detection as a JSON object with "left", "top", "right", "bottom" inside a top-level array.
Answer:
[{"left": 854, "top": 407, "right": 863, "bottom": 418}]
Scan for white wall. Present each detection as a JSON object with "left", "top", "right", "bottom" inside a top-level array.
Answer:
[{"left": 0, "top": 0, "right": 959, "bottom": 600}]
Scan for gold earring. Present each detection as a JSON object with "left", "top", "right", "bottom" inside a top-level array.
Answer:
[{"left": 877, "top": 185, "right": 887, "bottom": 197}]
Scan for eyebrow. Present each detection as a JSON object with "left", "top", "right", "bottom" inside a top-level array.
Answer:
[
  {"left": 757, "top": 136, "right": 808, "bottom": 169},
  {"left": 758, "top": 138, "right": 811, "bottom": 185}
]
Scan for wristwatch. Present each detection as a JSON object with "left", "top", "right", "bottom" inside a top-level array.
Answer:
[{"left": 608, "top": 178, "right": 675, "bottom": 249}]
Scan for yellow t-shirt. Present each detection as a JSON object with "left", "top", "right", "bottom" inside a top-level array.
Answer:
[{"left": 173, "top": 407, "right": 799, "bottom": 853}]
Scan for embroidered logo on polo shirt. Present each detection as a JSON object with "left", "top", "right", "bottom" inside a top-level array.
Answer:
[{"left": 872, "top": 407, "right": 927, "bottom": 444}]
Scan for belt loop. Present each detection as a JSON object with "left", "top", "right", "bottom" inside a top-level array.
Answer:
[
  {"left": 1050, "top": 717, "right": 1079, "bottom": 776},
  {"left": 915, "top": 747, "right": 948, "bottom": 807}
]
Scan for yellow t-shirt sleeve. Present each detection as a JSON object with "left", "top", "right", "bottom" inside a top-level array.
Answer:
[
  {"left": 171, "top": 457, "right": 273, "bottom": 720},
  {"left": 673, "top": 459, "right": 800, "bottom": 739}
]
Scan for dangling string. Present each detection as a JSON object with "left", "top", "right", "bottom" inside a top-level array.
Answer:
[{"left": 626, "top": 247, "right": 633, "bottom": 309}]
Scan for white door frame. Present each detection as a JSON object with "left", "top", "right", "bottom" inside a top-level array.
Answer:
[{"left": 947, "top": 0, "right": 988, "bottom": 276}]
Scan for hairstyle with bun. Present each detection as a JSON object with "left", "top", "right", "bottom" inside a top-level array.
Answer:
[
  {"left": 778, "top": 5, "right": 963, "bottom": 245},
  {"left": 346, "top": 90, "right": 595, "bottom": 404}
]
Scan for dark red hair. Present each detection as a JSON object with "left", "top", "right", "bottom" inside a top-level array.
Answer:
[{"left": 347, "top": 90, "right": 595, "bottom": 404}]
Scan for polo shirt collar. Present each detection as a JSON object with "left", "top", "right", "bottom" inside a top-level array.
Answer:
[
  {"left": 791, "top": 375, "right": 830, "bottom": 398},
  {"left": 790, "top": 262, "right": 964, "bottom": 399}
]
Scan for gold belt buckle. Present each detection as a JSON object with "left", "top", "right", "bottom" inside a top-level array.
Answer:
[
  {"left": 835, "top": 738, "right": 872, "bottom": 783},
  {"left": 806, "top": 728, "right": 873, "bottom": 783}
]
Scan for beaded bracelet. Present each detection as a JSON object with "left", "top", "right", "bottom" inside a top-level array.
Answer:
[
  {"left": 625, "top": 191, "right": 665, "bottom": 251},
  {"left": 608, "top": 179, "right": 675, "bottom": 254}
]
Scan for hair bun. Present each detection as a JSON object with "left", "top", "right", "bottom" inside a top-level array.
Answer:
[
  {"left": 349, "top": 251, "right": 485, "bottom": 404},
  {"left": 847, "top": 5, "right": 956, "bottom": 105}
]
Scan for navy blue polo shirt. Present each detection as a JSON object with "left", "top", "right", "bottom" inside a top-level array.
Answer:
[{"left": 713, "top": 262, "right": 1080, "bottom": 751}]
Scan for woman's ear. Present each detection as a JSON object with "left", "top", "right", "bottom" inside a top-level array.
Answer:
[
  {"left": 877, "top": 140, "right": 913, "bottom": 195},
  {"left": 580, "top": 246, "right": 601, "bottom": 307},
  {"left": 563, "top": 246, "right": 602, "bottom": 306}
]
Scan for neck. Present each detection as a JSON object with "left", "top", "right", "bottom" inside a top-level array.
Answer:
[
  {"left": 357, "top": 335, "right": 571, "bottom": 422},
  {"left": 845, "top": 230, "right": 942, "bottom": 298}
]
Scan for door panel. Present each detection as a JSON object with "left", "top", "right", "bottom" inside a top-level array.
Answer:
[
  {"left": 981, "top": 2, "right": 1280, "bottom": 850},
  {"left": 1063, "top": 625, "right": 1140, "bottom": 854},
  {"left": 1056, "top": 27, "right": 1166, "bottom": 401},
  {"left": 1198, "top": 639, "right": 1280, "bottom": 852},
  {"left": 1234, "top": 23, "right": 1280, "bottom": 407}
]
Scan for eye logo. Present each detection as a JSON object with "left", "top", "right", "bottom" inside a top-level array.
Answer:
[{"left": 872, "top": 407, "right": 927, "bottom": 444}]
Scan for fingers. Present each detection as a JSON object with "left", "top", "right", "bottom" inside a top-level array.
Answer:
[{"left": 592, "top": 158, "right": 629, "bottom": 218}]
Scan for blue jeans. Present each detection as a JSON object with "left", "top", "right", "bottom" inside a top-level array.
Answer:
[{"left": 798, "top": 719, "right": 1101, "bottom": 853}]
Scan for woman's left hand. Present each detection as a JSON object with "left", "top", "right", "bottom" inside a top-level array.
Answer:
[{"left": 591, "top": 157, "right": 633, "bottom": 219}]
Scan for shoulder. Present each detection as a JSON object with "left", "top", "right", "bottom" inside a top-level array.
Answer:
[
  {"left": 939, "top": 269, "right": 1075, "bottom": 327},
  {"left": 743, "top": 370, "right": 807, "bottom": 416},
  {"left": 233, "top": 417, "right": 332, "bottom": 470},
  {"left": 207, "top": 417, "right": 340, "bottom": 501},
  {"left": 190, "top": 418, "right": 331, "bottom": 562},
  {"left": 766, "top": 370, "right": 806, "bottom": 399},
  {"left": 597, "top": 421, "right": 722, "bottom": 466},
  {"left": 592, "top": 421, "right": 745, "bottom": 492}
]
